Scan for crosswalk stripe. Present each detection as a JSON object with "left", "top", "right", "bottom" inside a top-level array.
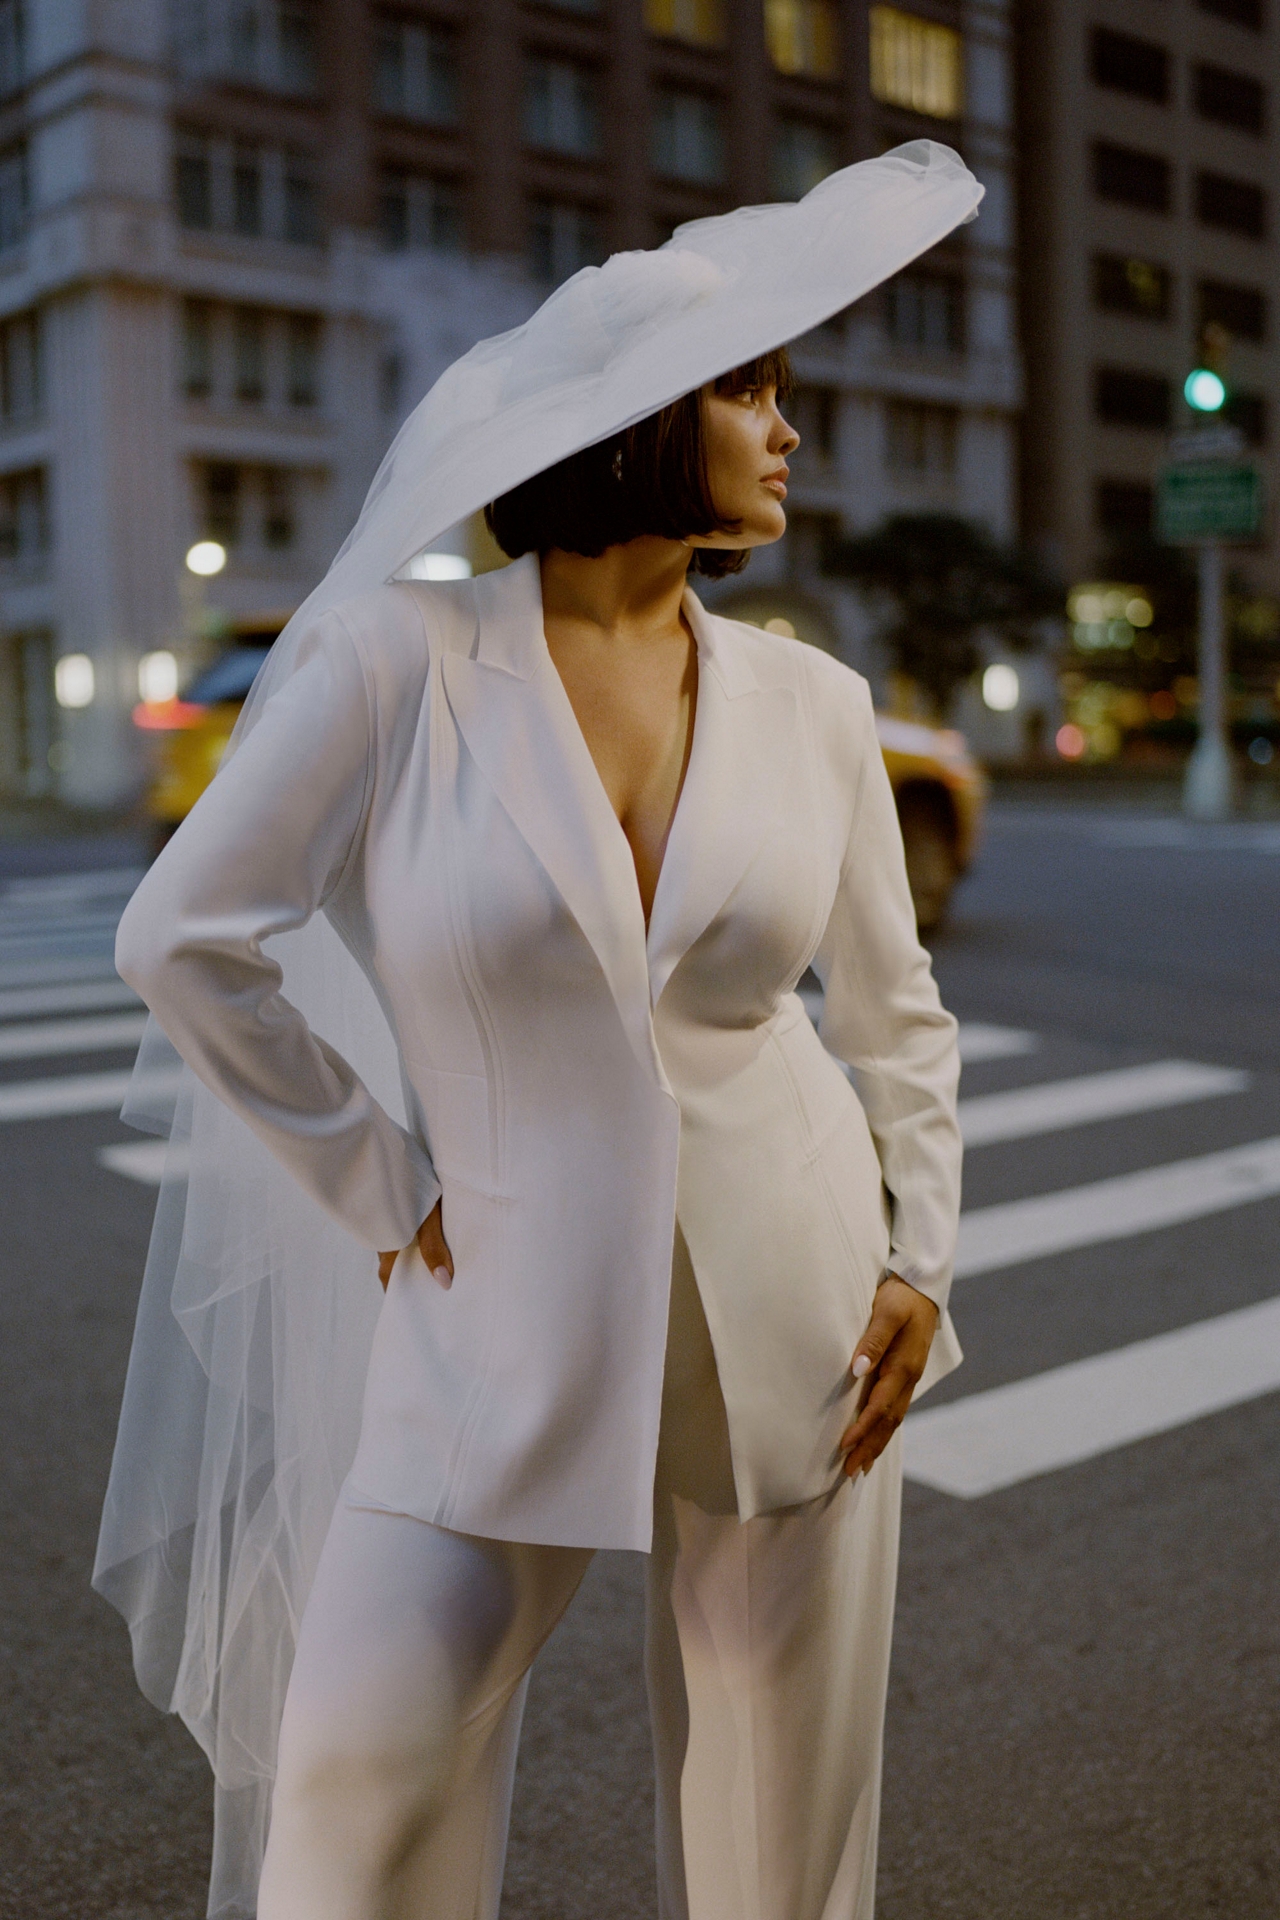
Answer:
[
  {"left": 0, "top": 1066, "right": 181, "bottom": 1122},
  {"left": 958, "top": 1060, "right": 1248, "bottom": 1148},
  {"left": 903, "top": 1293, "right": 1280, "bottom": 1497},
  {"left": 956, "top": 1136, "right": 1280, "bottom": 1278},
  {"left": 956, "top": 1023, "right": 1039, "bottom": 1064},
  {"left": 0, "top": 979, "right": 140, "bottom": 1019},
  {"left": 97, "top": 1138, "right": 188, "bottom": 1184},
  {"left": 0, "top": 1011, "right": 149, "bottom": 1062}
]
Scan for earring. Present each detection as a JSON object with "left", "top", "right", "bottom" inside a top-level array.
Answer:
[{"left": 612, "top": 446, "right": 623, "bottom": 482}]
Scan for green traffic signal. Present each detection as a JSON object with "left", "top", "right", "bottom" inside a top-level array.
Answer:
[{"left": 1185, "top": 368, "right": 1227, "bottom": 412}]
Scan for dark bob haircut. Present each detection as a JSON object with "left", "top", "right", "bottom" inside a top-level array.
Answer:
[{"left": 484, "top": 349, "right": 794, "bottom": 581}]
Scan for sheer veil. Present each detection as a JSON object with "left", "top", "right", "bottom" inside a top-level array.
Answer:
[{"left": 91, "top": 141, "right": 982, "bottom": 1918}]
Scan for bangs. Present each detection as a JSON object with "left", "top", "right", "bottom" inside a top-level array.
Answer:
[{"left": 713, "top": 348, "right": 795, "bottom": 402}]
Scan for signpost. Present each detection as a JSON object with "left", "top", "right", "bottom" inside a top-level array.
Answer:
[{"left": 1156, "top": 422, "right": 1263, "bottom": 821}]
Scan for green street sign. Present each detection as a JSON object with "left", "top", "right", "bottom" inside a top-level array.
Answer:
[{"left": 1157, "top": 463, "right": 1263, "bottom": 543}]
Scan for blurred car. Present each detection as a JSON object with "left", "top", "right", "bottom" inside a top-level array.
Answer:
[
  {"left": 875, "top": 714, "right": 986, "bottom": 932},
  {"left": 138, "top": 645, "right": 985, "bottom": 930}
]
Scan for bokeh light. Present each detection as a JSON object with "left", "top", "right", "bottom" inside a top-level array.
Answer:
[
  {"left": 185, "top": 540, "right": 227, "bottom": 577},
  {"left": 1056, "top": 723, "right": 1086, "bottom": 759},
  {"left": 54, "top": 654, "right": 95, "bottom": 710},
  {"left": 982, "top": 663, "right": 1020, "bottom": 711},
  {"left": 1184, "top": 368, "right": 1226, "bottom": 412},
  {"left": 138, "top": 650, "right": 178, "bottom": 704}
]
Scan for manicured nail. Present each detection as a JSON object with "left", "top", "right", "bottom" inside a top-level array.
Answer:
[
  {"left": 431, "top": 1265, "right": 452, "bottom": 1290},
  {"left": 852, "top": 1354, "right": 871, "bottom": 1379}
]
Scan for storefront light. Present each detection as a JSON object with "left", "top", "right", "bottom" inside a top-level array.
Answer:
[
  {"left": 982, "top": 663, "right": 1020, "bottom": 712},
  {"left": 138, "top": 650, "right": 179, "bottom": 704},
  {"left": 55, "top": 654, "right": 95, "bottom": 709}
]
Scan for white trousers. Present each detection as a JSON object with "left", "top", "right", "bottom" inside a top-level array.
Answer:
[{"left": 257, "top": 1232, "right": 902, "bottom": 1920}]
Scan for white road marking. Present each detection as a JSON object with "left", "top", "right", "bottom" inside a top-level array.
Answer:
[
  {"left": 0, "top": 1067, "right": 181, "bottom": 1123},
  {"left": 903, "top": 1294, "right": 1280, "bottom": 1497},
  {"left": 958, "top": 1060, "right": 1249, "bottom": 1148},
  {"left": 957, "top": 1023, "right": 1039, "bottom": 1064},
  {"left": 956, "top": 1136, "right": 1280, "bottom": 1278},
  {"left": 97, "top": 1138, "right": 188, "bottom": 1184},
  {"left": 0, "top": 979, "right": 140, "bottom": 1019},
  {"left": 0, "top": 1011, "right": 149, "bottom": 1061}
]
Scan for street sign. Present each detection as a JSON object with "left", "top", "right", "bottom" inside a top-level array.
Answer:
[{"left": 1157, "top": 463, "right": 1263, "bottom": 543}]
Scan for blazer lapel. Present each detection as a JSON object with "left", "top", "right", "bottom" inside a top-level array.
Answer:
[
  {"left": 646, "top": 595, "right": 798, "bottom": 1009},
  {"left": 437, "top": 559, "right": 659, "bottom": 1075}
]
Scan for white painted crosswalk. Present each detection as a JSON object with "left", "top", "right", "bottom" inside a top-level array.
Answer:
[{"left": 2, "top": 870, "right": 1279, "bottom": 1501}]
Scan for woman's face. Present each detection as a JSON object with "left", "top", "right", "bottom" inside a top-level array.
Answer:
[{"left": 689, "top": 382, "right": 801, "bottom": 554}]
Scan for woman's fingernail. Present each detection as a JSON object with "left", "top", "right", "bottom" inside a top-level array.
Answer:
[
  {"left": 431, "top": 1265, "right": 452, "bottom": 1290},
  {"left": 852, "top": 1354, "right": 872, "bottom": 1379}
]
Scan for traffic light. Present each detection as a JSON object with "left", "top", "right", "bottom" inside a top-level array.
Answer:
[{"left": 1185, "top": 321, "right": 1230, "bottom": 412}]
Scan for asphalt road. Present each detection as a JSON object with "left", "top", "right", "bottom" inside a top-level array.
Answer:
[{"left": 0, "top": 797, "right": 1277, "bottom": 1920}]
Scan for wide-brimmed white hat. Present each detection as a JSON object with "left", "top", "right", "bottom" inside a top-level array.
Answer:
[{"left": 346, "top": 139, "right": 983, "bottom": 588}]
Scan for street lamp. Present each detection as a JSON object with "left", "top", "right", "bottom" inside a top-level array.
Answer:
[{"left": 186, "top": 540, "right": 227, "bottom": 577}]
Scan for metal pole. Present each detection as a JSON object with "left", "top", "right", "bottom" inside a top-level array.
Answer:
[{"left": 1183, "top": 540, "right": 1234, "bottom": 820}]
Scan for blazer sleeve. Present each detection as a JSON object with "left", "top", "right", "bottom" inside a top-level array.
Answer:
[
  {"left": 810, "top": 674, "right": 962, "bottom": 1316},
  {"left": 115, "top": 613, "right": 441, "bottom": 1252}
]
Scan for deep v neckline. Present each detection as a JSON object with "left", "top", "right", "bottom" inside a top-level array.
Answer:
[{"left": 538, "top": 604, "right": 703, "bottom": 941}]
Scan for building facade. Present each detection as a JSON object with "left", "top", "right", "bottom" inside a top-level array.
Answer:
[
  {"left": 0, "top": 0, "right": 1019, "bottom": 807},
  {"left": 1018, "top": 0, "right": 1278, "bottom": 589}
]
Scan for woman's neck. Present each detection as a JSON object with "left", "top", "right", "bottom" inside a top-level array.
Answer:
[{"left": 539, "top": 537, "right": 693, "bottom": 644}]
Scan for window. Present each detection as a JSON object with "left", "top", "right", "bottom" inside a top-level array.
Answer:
[
  {"left": 529, "top": 199, "right": 605, "bottom": 284},
  {"left": 284, "top": 155, "right": 321, "bottom": 244},
  {"left": 1198, "top": 279, "right": 1266, "bottom": 342},
  {"left": 1224, "top": 391, "right": 1267, "bottom": 445},
  {"left": 796, "top": 384, "right": 838, "bottom": 462},
  {"left": 286, "top": 315, "right": 320, "bottom": 406},
  {"left": 0, "top": 468, "right": 47, "bottom": 565},
  {"left": 182, "top": 300, "right": 214, "bottom": 398},
  {"left": 262, "top": 467, "right": 295, "bottom": 548},
  {"left": 765, "top": 0, "right": 839, "bottom": 79},
  {"left": 1195, "top": 64, "right": 1266, "bottom": 134},
  {"left": 1089, "top": 28, "right": 1169, "bottom": 104},
  {"left": 0, "top": 312, "right": 40, "bottom": 421},
  {"left": 644, "top": 0, "right": 725, "bottom": 47},
  {"left": 885, "top": 400, "right": 957, "bottom": 476},
  {"left": 204, "top": 463, "right": 242, "bottom": 544},
  {"left": 524, "top": 58, "right": 601, "bottom": 157},
  {"left": 0, "top": 630, "right": 54, "bottom": 801},
  {"left": 379, "top": 169, "right": 465, "bottom": 252},
  {"left": 1196, "top": 170, "right": 1266, "bottom": 237},
  {"left": 1197, "top": 0, "right": 1263, "bottom": 28},
  {"left": 0, "top": 0, "right": 23, "bottom": 98},
  {"left": 176, "top": 138, "right": 213, "bottom": 229},
  {"left": 226, "top": 0, "right": 318, "bottom": 92},
  {"left": 373, "top": 16, "right": 459, "bottom": 124},
  {"left": 869, "top": 8, "right": 963, "bottom": 120},
  {"left": 276, "top": 1, "right": 319, "bottom": 92},
  {"left": 1092, "top": 142, "right": 1171, "bottom": 214},
  {"left": 886, "top": 270, "right": 963, "bottom": 349},
  {"left": 651, "top": 90, "right": 725, "bottom": 185},
  {"left": 233, "top": 146, "right": 263, "bottom": 236},
  {"left": 1096, "top": 480, "right": 1153, "bottom": 535},
  {"left": 772, "top": 118, "right": 837, "bottom": 199},
  {"left": 1094, "top": 367, "right": 1171, "bottom": 430},
  {"left": 1093, "top": 255, "right": 1171, "bottom": 321},
  {"left": 0, "top": 142, "right": 28, "bottom": 250},
  {"left": 234, "top": 307, "right": 266, "bottom": 402}
]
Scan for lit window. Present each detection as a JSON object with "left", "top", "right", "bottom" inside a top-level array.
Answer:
[
  {"left": 524, "top": 58, "right": 601, "bottom": 158},
  {"left": 765, "top": 0, "right": 840, "bottom": 80},
  {"left": 373, "top": 16, "right": 459, "bottom": 124},
  {"left": 1092, "top": 255, "right": 1170, "bottom": 321},
  {"left": 885, "top": 400, "right": 957, "bottom": 476},
  {"left": 771, "top": 119, "right": 837, "bottom": 200},
  {"left": 529, "top": 200, "right": 605, "bottom": 285},
  {"left": 869, "top": 7, "right": 963, "bottom": 120},
  {"left": 652, "top": 90, "right": 725, "bottom": 186},
  {"left": 645, "top": 0, "right": 725, "bottom": 46}
]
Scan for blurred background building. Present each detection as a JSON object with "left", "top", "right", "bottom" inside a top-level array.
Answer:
[{"left": 1, "top": 0, "right": 1018, "bottom": 807}]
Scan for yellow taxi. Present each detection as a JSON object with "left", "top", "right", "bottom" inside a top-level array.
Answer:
[{"left": 138, "top": 647, "right": 985, "bottom": 931}]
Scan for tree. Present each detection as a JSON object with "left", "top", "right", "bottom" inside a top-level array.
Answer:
[{"left": 823, "top": 513, "right": 1064, "bottom": 717}]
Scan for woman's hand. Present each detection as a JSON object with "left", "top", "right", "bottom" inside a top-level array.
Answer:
[
  {"left": 377, "top": 1200, "right": 454, "bottom": 1293},
  {"left": 840, "top": 1276, "right": 938, "bottom": 1479}
]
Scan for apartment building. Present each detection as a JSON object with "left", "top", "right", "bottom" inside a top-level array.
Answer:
[
  {"left": 1018, "top": 0, "right": 1278, "bottom": 589},
  {"left": 0, "top": 0, "right": 1019, "bottom": 806}
]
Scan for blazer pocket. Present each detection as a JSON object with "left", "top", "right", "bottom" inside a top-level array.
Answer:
[{"left": 419, "top": 1066, "right": 494, "bottom": 1192}]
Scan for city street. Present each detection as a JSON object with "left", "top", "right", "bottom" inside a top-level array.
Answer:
[{"left": 1, "top": 797, "right": 1277, "bottom": 1920}]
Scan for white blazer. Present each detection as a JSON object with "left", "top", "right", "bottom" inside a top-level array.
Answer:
[{"left": 116, "top": 554, "right": 962, "bottom": 1553}]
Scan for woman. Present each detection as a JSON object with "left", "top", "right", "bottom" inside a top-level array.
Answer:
[{"left": 98, "top": 142, "right": 979, "bottom": 1920}]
